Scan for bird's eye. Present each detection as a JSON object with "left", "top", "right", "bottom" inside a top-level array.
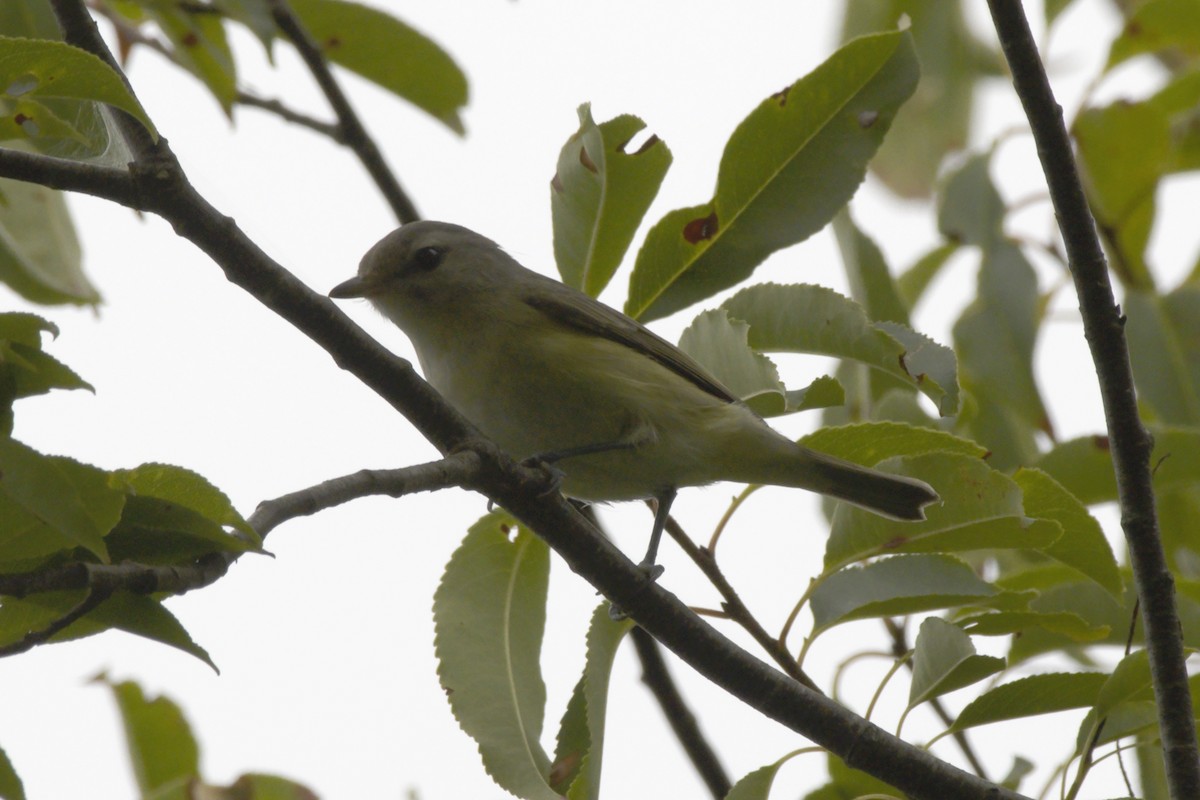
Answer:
[{"left": 412, "top": 246, "right": 444, "bottom": 270}]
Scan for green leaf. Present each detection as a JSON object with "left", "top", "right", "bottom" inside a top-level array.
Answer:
[
  {"left": 1013, "top": 468, "right": 1123, "bottom": 596},
  {"left": 0, "top": 35, "right": 156, "bottom": 137},
  {"left": 0, "top": 438, "right": 121, "bottom": 563},
  {"left": 824, "top": 452, "right": 1061, "bottom": 568},
  {"left": 803, "top": 754, "right": 901, "bottom": 800},
  {"left": 832, "top": 209, "right": 908, "bottom": 324},
  {"left": 0, "top": 590, "right": 215, "bottom": 667},
  {"left": 434, "top": 511, "right": 558, "bottom": 800},
  {"left": 1035, "top": 435, "right": 1116, "bottom": 505},
  {"left": 1003, "top": 580, "right": 1129, "bottom": 664},
  {"left": 550, "top": 605, "right": 632, "bottom": 800},
  {"left": 958, "top": 610, "right": 1110, "bottom": 642},
  {"left": 1000, "top": 756, "right": 1035, "bottom": 791},
  {"left": 0, "top": 176, "right": 97, "bottom": 305},
  {"left": 947, "top": 672, "right": 1108, "bottom": 734},
  {"left": 898, "top": 242, "right": 959, "bottom": 309},
  {"left": 1125, "top": 287, "right": 1200, "bottom": 425},
  {"left": 725, "top": 760, "right": 785, "bottom": 800},
  {"left": 677, "top": 308, "right": 792, "bottom": 417},
  {"left": 551, "top": 104, "right": 671, "bottom": 297},
  {"left": 106, "top": 679, "right": 200, "bottom": 795},
  {"left": 0, "top": 0, "right": 61, "bottom": 40},
  {"left": 842, "top": 2, "right": 995, "bottom": 198},
  {"left": 106, "top": 464, "right": 258, "bottom": 562},
  {"left": 953, "top": 241, "right": 1048, "bottom": 469},
  {"left": 289, "top": 0, "right": 468, "bottom": 133},
  {"left": 801, "top": 420, "right": 987, "bottom": 462},
  {"left": 908, "top": 617, "right": 1005, "bottom": 709},
  {"left": 0, "top": 312, "right": 91, "bottom": 402},
  {"left": 1106, "top": 0, "right": 1200, "bottom": 71},
  {"left": 722, "top": 283, "right": 958, "bottom": 415},
  {"left": 810, "top": 554, "right": 998, "bottom": 633},
  {"left": 1074, "top": 101, "right": 1169, "bottom": 289},
  {"left": 938, "top": 151, "right": 1005, "bottom": 248},
  {"left": 0, "top": 744, "right": 24, "bottom": 800},
  {"left": 625, "top": 30, "right": 919, "bottom": 321},
  {"left": 143, "top": 3, "right": 236, "bottom": 113}
]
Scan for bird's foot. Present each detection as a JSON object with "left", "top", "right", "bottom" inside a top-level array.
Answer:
[{"left": 608, "top": 560, "right": 666, "bottom": 621}]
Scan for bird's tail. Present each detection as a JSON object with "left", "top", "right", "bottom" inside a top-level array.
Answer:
[
  {"left": 733, "top": 432, "right": 939, "bottom": 521},
  {"left": 801, "top": 449, "right": 938, "bottom": 521}
]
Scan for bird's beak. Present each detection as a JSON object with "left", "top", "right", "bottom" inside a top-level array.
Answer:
[{"left": 329, "top": 275, "right": 370, "bottom": 299}]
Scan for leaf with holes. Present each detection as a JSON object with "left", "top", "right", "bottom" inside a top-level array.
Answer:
[
  {"left": 551, "top": 104, "right": 671, "bottom": 297},
  {"left": 625, "top": 30, "right": 918, "bottom": 321}
]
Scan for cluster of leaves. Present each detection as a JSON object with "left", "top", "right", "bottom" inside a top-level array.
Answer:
[{"left": 1, "top": 0, "right": 1199, "bottom": 798}]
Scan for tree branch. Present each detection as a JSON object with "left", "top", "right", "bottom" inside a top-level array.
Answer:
[
  {"left": 0, "top": 456, "right": 480, "bottom": 601},
  {"left": 236, "top": 91, "right": 346, "bottom": 142},
  {"left": 660, "top": 510, "right": 821, "bottom": 693},
  {"left": 249, "top": 453, "right": 482, "bottom": 536},
  {"left": 267, "top": 0, "right": 420, "bottom": 223},
  {"left": 986, "top": 2, "right": 1200, "bottom": 797},
  {"left": 0, "top": 147, "right": 137, "bottom": 206},
  {"left": 630, "top": 627, "right": 731, "bottom": 800}
]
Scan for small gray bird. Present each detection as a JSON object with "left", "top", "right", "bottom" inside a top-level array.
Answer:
[{"left": 331, "top": 221, "right": 938, "bottom": 571}]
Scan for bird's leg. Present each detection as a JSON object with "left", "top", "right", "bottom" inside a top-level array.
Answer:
[{"left": 639, "top": 488, "right": 676, "bottom": 579}]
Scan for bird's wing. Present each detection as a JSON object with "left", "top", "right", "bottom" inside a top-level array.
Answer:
[{"left": 523, "top": 282, "right": 740, "bottom": 404}]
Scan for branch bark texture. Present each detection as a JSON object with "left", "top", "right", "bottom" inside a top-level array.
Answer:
[{"left": 986, "top": 2, "right": 1200, "bottom": 796}]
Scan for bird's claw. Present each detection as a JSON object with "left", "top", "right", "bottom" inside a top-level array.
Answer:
[
  {"left": 520, "top": 456, "right": 566, "bottom": 497},
  {"left": 608, "top": 561, "right": 666, "bottom": 621}
]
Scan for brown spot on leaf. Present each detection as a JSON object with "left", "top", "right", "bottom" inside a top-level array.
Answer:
[
  {"left": 1090, "top": 435, "right": 1110, "bottom": 451},
  {"left": 578, "top": 145, "right": 598, "bottom": 173},
  {"left": 858, "top": 110, "right": 879, "bottom": 128},
  {"left": 683, "top": 211, "right": 719, "bottom": 243},
  {"left": 1125, "top": 20, "right": 1143, "bottom": 37},
  {"left": 324, "top": 36, "right": 342, "bottom": 50},
  {"left": 182, "top": 31, "right": 199, "bottom": 47},
  {"left": 771, "top": 86, "right": 791, "bottom": 106},
  {"left": 550, "top": 173, "right": 564, "bottom": 194},
  {"left": 549, "top": 751, "right": 582, "bottom": 786},
  {"left": 882, "top": 535, "right": 909, "bottom": 550}
]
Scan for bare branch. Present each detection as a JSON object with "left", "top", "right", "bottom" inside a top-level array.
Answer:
[
  {"left": 236, "top": 91, "right": 346, "bottom": 142},
  {"left": 986, "top": 2, "right": 1200, "bottom": 796},
  {"left": 630, "top": 628, "right": 731, "bottom": 800},
  {"left": 267, "top": 0, "right": 420, "bottom": 223},
  {"left": 0, "top": 147, "right": 137, "bottom": 206},
  {"left": 249, "top": 453, "right": 482, "bottom": 536}
]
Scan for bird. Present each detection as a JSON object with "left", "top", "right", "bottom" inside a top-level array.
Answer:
[{"left": 330, "top": 220, "right": 938, "bottom": 574}]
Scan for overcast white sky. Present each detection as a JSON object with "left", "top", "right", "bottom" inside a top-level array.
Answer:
[{"left": 3, "top": 1, "right": 1192, "bottom": 798}]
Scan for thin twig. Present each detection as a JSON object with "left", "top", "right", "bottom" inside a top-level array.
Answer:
[
  {"left": 986, "top": 2, "right": 1200, "bottom": 796},
  {"left": 236, "top": 91, "right": 346, "bottom": 142},
  {"left": 267, "top": 0, "right": 419, "bottom": 223},
  {"left": 0, "top": 456, "right": 480, "bottom": 602},
  {"left": 659, "top": 509, "right": 821, "bottom": 693},
  {"left": 630, "top": 628, "right": 732, "bottom": 800},
  {"left": 250, "top": 453, "right": 482, "bottom": 536}
]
